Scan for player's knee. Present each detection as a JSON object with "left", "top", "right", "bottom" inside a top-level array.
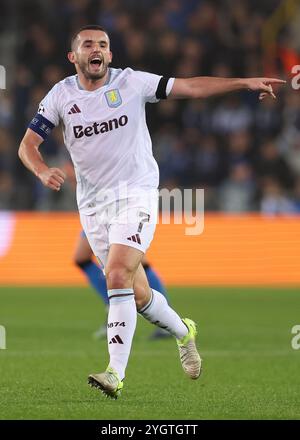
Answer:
[{"left": 106, "top": 266, "right": 133, "bottom": 289}]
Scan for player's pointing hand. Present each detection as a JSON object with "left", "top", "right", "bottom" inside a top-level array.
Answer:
[
  {"left": 246, "top": 77, "right": 286, "bottom": 99},
  {"left": 38, "top": 167, "right": 66, "bottom": 191}
]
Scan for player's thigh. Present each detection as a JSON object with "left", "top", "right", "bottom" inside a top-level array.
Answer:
[
  {"left": 73, "top": 230, "right": 93, "bottom": 263},
  {"left": 105, "top": 243, "right": 144, "bottom": 283}
]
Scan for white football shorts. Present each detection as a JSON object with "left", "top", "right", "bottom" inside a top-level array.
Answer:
[{"left": 79, "top": 190, "right": 158, "bottom": 266}]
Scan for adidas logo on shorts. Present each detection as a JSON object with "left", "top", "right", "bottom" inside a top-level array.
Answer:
[{"left": 127, "top": 234, "right": 141, "bottom": 244}]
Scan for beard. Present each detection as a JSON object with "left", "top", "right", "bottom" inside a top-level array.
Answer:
[{"left": 78, "top": 59, "right": 109, "bottom": 81}]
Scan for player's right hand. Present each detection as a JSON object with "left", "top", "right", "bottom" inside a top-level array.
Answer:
[
  {"left": 246, "top": 77, "right": 286, "bottom": 99},
  {"left": 38, "top": 167, "right": 66, "bottom": 191}
]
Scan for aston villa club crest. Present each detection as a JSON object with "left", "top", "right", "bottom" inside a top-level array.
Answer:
[{"left": 105, "top": 89, "right": 122, "bottom": 108}]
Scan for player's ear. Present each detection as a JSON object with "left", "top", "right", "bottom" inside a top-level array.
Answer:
[
  {"left": 68, "top": 51, "right": 76, "bottom": 64},
  {"left": 109, "top": 51, "right": 113, "bottom": 64}
]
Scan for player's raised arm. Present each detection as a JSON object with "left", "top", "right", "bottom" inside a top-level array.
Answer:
[
  {"left": 169, "top": 76, "right": 286, "bottom": 100},
  {"left": 18, "top": 128, "right": 66, "bottom": 192}
]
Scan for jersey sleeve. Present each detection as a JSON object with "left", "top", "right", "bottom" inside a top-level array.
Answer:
[
  {"left": 28, "top": 83, "right": 61, "bottom": 139},
  {"left": 130, "top": 69, "right": 175, "bottom": 103}
]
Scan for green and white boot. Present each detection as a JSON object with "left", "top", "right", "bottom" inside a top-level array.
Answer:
[
  {"left": 88, "top": 366, "right": 123, "bottom": 399},
  {"left": 177, "top": 318, "right": 202, "bottom": 380}
]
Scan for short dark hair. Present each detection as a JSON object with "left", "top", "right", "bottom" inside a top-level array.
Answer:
[{"left": 70, "top": 25, "right": 109, "bottom": 49}]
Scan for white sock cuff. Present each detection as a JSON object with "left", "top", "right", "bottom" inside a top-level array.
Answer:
[
  {"left": 138, "top": 289, "right": 156, "bottom": 314},
  {"left": 108, "top": 288, "right": 134, "bottom": 304}
]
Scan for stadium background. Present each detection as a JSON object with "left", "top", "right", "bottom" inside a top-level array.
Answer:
[
  {"left": 0, "top": 0, "right": 300, "bottom": 285},
  {"left": 0, "top": 0, "right": 300, "bottom": 421}
]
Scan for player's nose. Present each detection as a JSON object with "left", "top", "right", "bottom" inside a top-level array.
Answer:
[{"left": 91, "top": 47, "right": 103, "bottom": 56}]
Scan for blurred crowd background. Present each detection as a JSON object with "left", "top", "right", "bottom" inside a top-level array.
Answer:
[{"left": 1, "top": 0, "right": 300, "bottom": 213}]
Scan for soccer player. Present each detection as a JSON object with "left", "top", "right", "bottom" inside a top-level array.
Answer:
[
  {"left": 74, "top": 230, "right": 171, "bottom": 339},
  {"left": 63, "top": 157, "right": 171, "bottom": 339},
  {"left": 18, "top": 24, "right": 285, "bottom": 399}
]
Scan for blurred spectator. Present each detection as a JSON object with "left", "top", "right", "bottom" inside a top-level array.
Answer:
[
  {"left": 283, "top": 134, "right": 300, "bottom": 178},
  {"left": 153, "top": 124, "right": 179, "bottom": 180},
  {"left": 226, "top": 130, "right": 253, "bottom": 167},
  {"left": 218, "top": 162, "right": 256, "bottom": 212},
  {"left": 0, "top": 172, "right": 13, "bottom": 209},
  {"left": 0, "top": 92, "right": 13, "bottom": 128},
  {"left": 182, "top": 100, "right": 213, "bottom": 134},
  {"left": 211, "top": 96, "right": 253, "bottom": 135},
  {"left": 0, "top": 128, "right": 14, "bottom": 209},
  {"left": 255, "top": 140, "right": 295, "bottom": 189},
  {"left": 254, "top": 95, "right": 283, "bottom": 137},
  {"left": 260, "top": 177, "right": 296, "bottom": 215},
  {"left": 0, "top": 0, "right": 297, "bottom": 213},
  {"left": 150, "top": 31, "right": 178, "bottom": 76},
  {"left": 194, "top": 135, "right": 224, "bottom": 186},
  {"left": 163, "top": 138, "right": 194, "bottom": 187},
  {"left": 292, "top": 177, "right": 300, "bottom": 213}
]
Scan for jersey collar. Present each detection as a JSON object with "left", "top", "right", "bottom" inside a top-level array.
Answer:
[{"left": 75, "top": 68, "right": 112, "bottom": 92}]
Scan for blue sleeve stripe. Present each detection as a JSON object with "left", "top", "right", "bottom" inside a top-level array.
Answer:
[{"left": 28, "top": 113, "right": 55, "bottom": 139}]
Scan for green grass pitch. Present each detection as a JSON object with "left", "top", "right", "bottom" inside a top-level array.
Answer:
[{"left": 0, "top": 286, "right": 299, "bottom": 420}]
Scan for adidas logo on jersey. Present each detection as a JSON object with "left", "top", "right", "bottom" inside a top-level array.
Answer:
[
  {"left": 68, "top": 104, "right": 81, "bottom": 114},
  {"left": 109, "top": 335, "right": 124, "bottom": 344},
  {"left": 73, "top": 115, "right": 128, "bottom": 138},
  {"left": 127, "top": 234, "right": 141, "bottom": 244}
]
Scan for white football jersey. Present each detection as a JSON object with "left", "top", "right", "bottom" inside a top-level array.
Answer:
[{"left": 31, "top": 68, "right": 174, "bottom": 214}]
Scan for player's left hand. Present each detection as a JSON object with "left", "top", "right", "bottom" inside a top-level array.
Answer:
[{"left": 246, "top": 77, "right": 286, "bottom": 100}]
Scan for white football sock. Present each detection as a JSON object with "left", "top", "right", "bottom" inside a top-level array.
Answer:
[
  {"left": 107, "top": 288, "right": 137, "bottom": 381},
  {"left": 139, "top": 289, "right": 188, "bottom": 339}
]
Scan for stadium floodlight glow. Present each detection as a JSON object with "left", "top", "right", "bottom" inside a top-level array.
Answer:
[
  {"left": 0, "top": 325, "right": 6, "bottom": 349},
  {"left": 0, "top": 65, "right": 6, "bottom": 90}
]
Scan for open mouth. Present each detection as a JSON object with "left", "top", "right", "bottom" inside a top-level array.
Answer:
[{"left": 89, "top": 57, "right": 103, "bottom": 69}]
